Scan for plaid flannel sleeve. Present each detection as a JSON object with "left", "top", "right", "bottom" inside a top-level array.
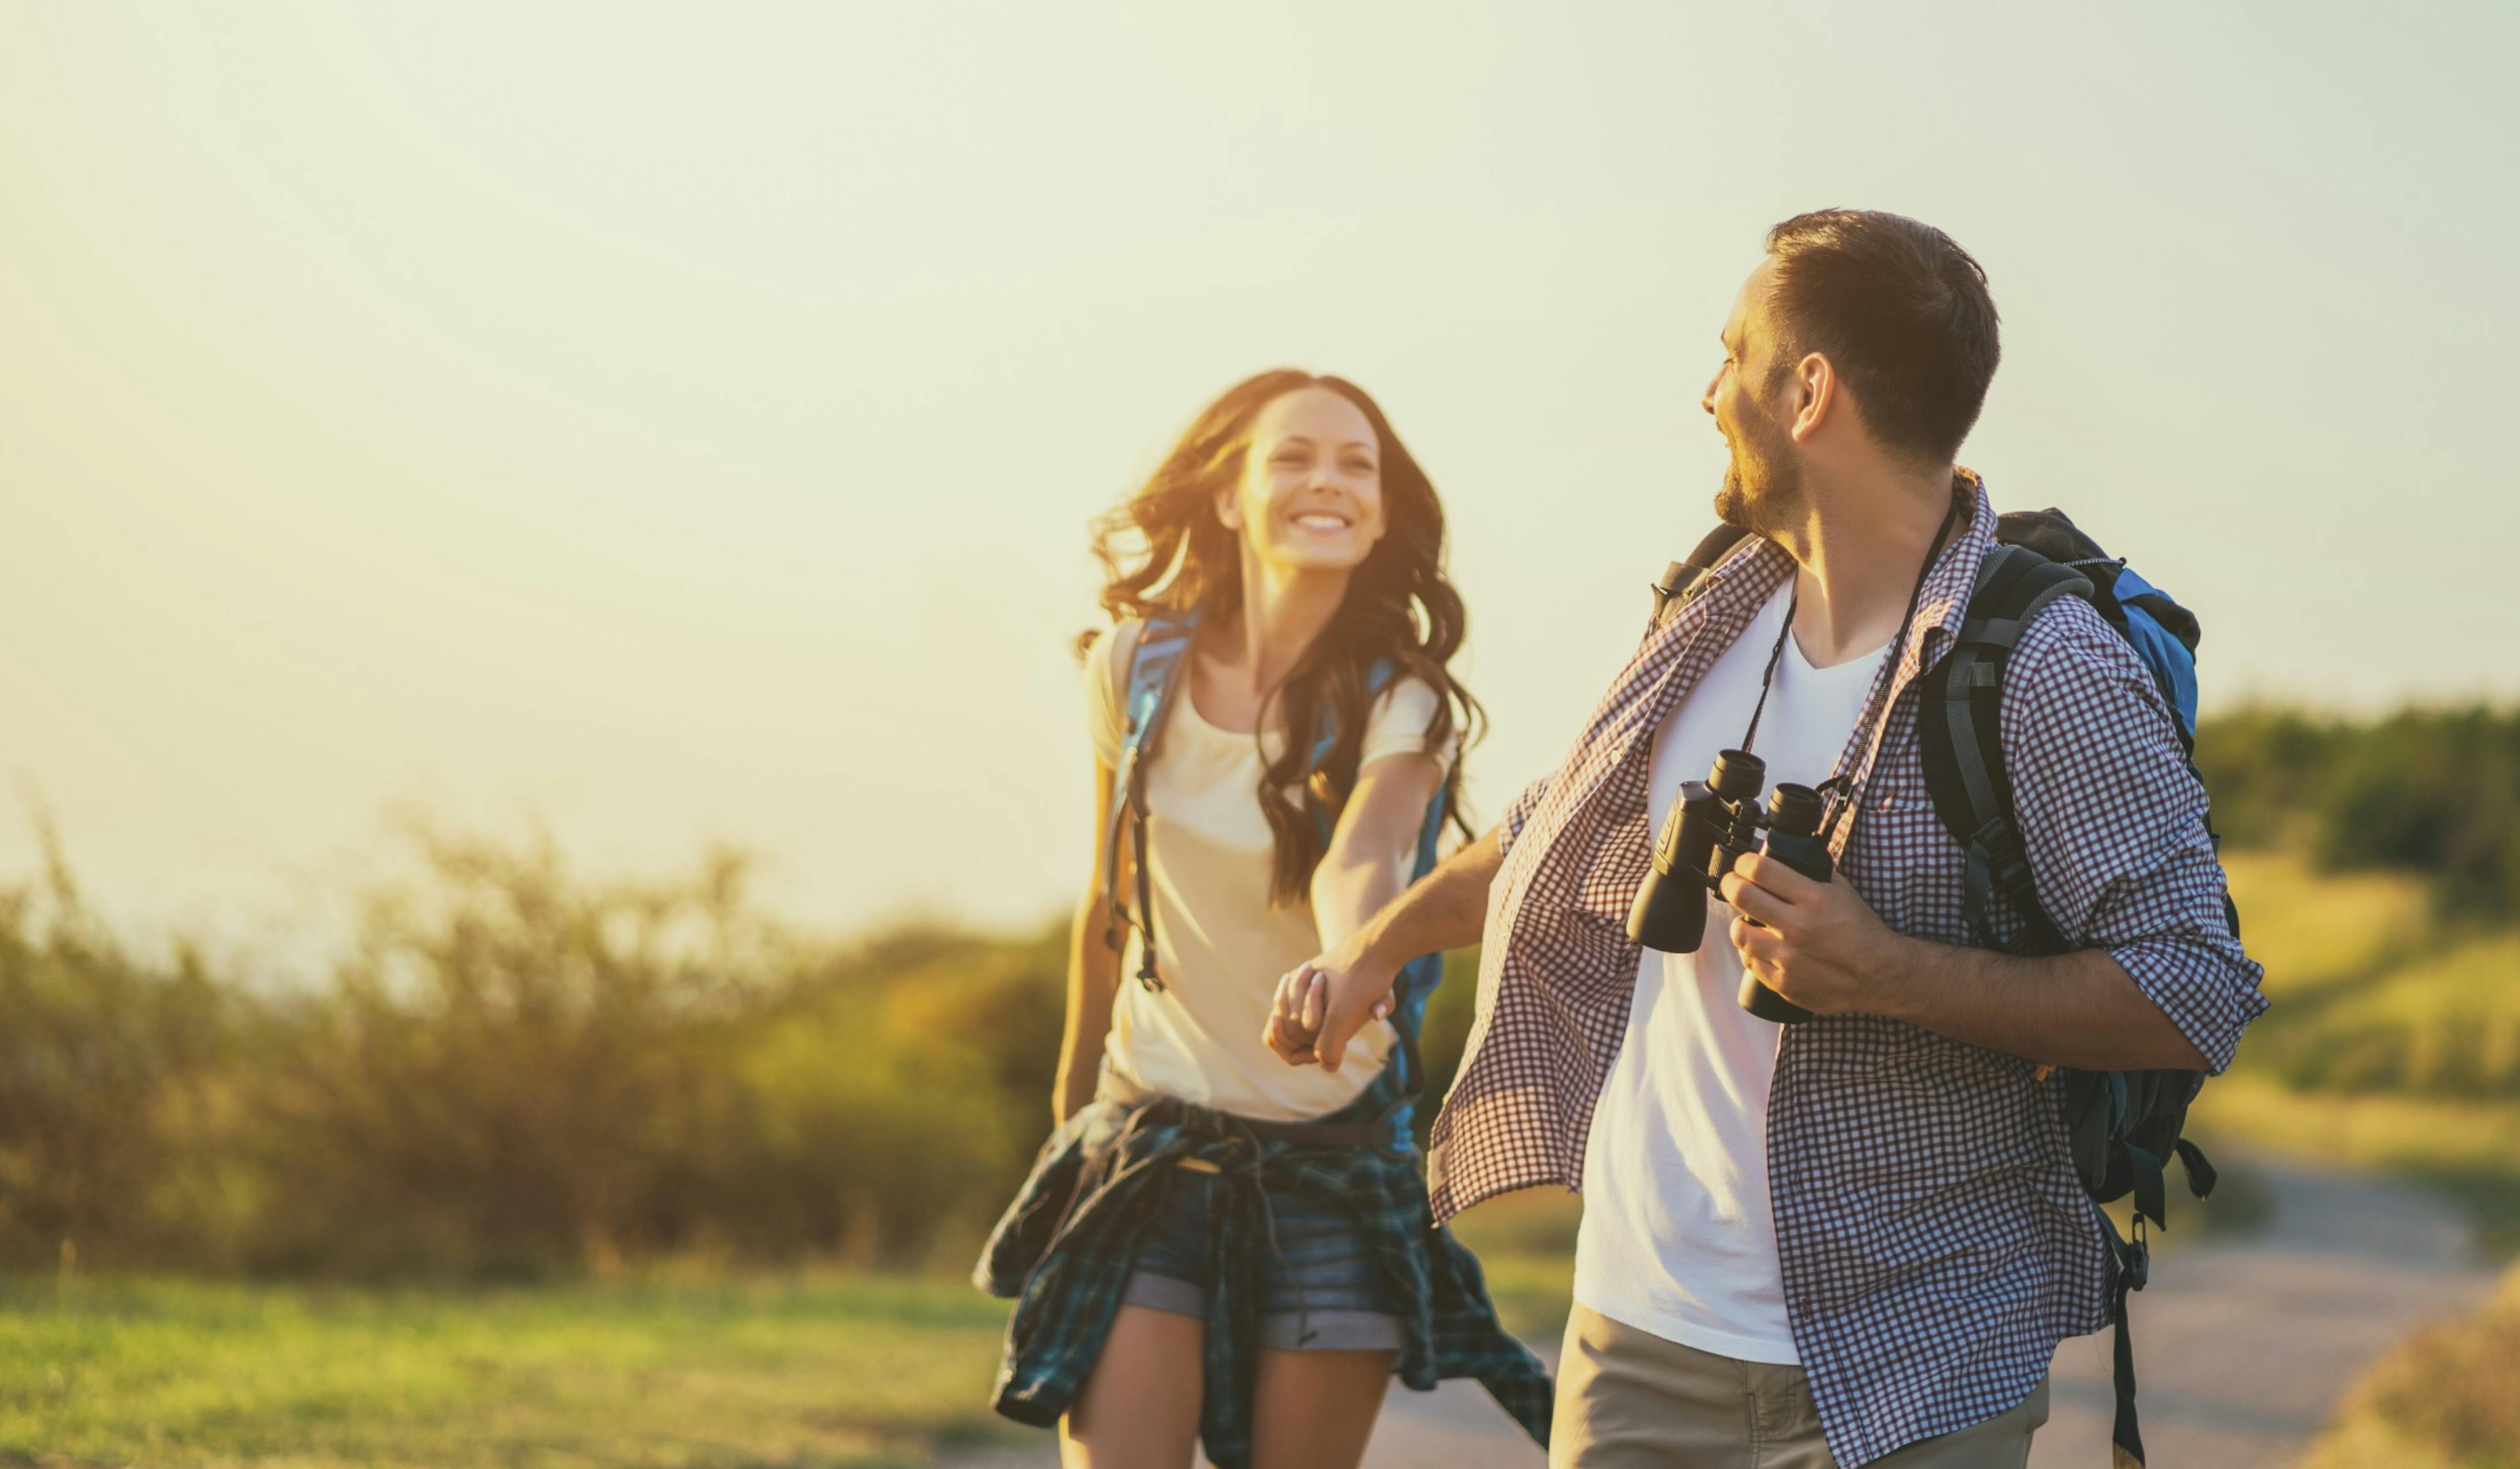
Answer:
[
  {"left": 1497, "top": 775, "right": 1551, "bottom": 859},
  {"left": 2001, "top": 600, "right": 2269, "bottom": 1072}
]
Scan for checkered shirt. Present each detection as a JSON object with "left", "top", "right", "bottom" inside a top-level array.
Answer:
[
  {"left": 976, "top": 1062, "right": 1553, "bottom": 1468},
  {"left": 1426, "top": 474, "right": 2266, "bottom": 1467}
]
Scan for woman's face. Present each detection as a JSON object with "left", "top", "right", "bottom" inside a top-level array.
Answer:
[{"left": 1217, "top": 386, "right": 1387, "bottom": 575}]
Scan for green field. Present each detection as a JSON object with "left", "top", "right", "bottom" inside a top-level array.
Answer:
[{"left": 0, "top": 1273, "right": 1022, "bottom": 1469}]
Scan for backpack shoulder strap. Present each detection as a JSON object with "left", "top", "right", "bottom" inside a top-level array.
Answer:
[
  {"left": 1103, "top": 612, "right": 1198, "bottom": 988},
  {"left": 1649, "top": 524, "right": 1755, "bottom": 631},
  {"left": 1120, "top": 615, "right": 1197, "bottom": 759},
  {"left": 1917, "top": 544, "right": 2092, "bottom": 955}
]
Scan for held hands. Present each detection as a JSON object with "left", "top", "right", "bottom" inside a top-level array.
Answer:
[
  {"left": 1719, "top": 851, "right": 1916, "bottom": 1017},
  {"left": 1262, "top": 938, "right": 1398, "bottom": 1071}
]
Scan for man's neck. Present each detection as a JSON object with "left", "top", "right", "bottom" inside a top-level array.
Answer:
[{"left": 1768, "top": 465, "right": 1958, "bottom": 669}]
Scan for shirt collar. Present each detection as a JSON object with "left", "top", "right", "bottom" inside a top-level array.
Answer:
[{"left": 1897, "top": 466, "right": 2000, "bottom": 695}]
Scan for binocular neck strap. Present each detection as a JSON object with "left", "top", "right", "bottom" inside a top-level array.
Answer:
[
  {"left": 1736, "top": 590, "right": 1800, "bottom": 756},
  {"left": 1832, "top": 492, "right": 1967, "bottom": 846}
]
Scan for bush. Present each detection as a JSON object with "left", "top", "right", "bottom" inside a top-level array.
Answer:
[
  {"left": 0, "top": 832, "right": 238, "bottom": 1272},
  {"left": 244, "top": 831, "right": 789, "bottom": 1276},
  {"left": 0, "top": 821, "right": 1071, "bottom": 1279},
  {"left": 2196, "top": 703, "right": 2520, "bottom": 917},
  {"left": 2303, "top": 1261, "right": 2520, "bottom": 1469}
]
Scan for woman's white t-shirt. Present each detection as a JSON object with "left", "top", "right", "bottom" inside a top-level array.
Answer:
[{"left": 1085, "top": 620, "right": 1456, "bottom": 1122}]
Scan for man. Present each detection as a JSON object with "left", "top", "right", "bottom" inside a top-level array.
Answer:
[{"left": 1266, "top": 209, "right": 2265, "bottom": 1467}]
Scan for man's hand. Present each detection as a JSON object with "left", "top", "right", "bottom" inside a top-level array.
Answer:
[
  {"left": 1263, "top": 936, "right": 1398, "bottom": 1071},
  {"left": 1262, "top": 821, "right": 1505, "bottom": 1070},
  {"left": 1719, "top": 851, "right": 1918, "bottom": 1016}
]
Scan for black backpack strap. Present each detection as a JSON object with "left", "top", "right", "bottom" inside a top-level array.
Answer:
[
  {"left": 1917, "top": 543, "right": 2093, "bottom": 955},
  {"left": 2092, "top": 1199, "right": 2154, "bottom": 1468},
  {"left": 1106, "top": 613, "right": 1198, "bottom": 989},
  {"left": 1648, "top": 524, "right": 1754, "bottom": 632}
]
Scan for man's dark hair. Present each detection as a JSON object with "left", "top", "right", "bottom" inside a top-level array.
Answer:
[{"left": 1761, "top": 209, "right": 2000, "bottom": 464}]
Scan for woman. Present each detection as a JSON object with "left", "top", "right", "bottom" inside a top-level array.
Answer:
[{"left": 976, "top": 371, "right": 1551, "bottom": 1469}]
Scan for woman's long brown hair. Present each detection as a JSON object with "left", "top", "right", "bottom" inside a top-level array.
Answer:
[{"left": 1086, "top": 369, "right": 1482, "bottom": 907}]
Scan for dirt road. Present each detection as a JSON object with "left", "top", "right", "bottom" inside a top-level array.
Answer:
[{"left": 952, "top": 1151, "right": 2492, "bottom": 1468}]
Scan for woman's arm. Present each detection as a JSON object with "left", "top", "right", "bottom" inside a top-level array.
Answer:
[
  {"left": 1309, "top": 751, "right": 1446, "bottom": 954},
  {"left": 1282, "top": 750, "right": 1446, "bottom": 1056},
  {"left": 1270, "top": 822, "right": 1502, "bottom": 1069},
  {"left": 1053, "top": 755, "right": 1124, "bottom": 1125}
]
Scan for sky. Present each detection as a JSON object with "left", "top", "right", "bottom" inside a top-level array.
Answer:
[{"left": 3, "top": 1, "right": 2515, "bottom": 951}]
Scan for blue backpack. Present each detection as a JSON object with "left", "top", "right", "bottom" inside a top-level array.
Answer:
[
  {"left": 1916, "top": 509, "right": 2229, "bottom": 1469},
  {"left": 1101, "top": 611, "right": 1450, "bottom": 1096},
  {"left": 1658, "top": 508, "right": 2228, "bottom": 1469}
]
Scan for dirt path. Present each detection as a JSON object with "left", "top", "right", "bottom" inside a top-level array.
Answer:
[
  {"left": 2028, "top": 1151, "right": 2491, "bottom": 1467},
  {"left": 950, "top": 1151, "right": 2493, "bottom": 1468}
]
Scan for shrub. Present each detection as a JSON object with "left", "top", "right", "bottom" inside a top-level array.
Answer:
[
  {"left": 0, "top": 832, "right": 238, "bottom": 1271},
  {"left": 2196, "top": 703, "right": 2520, "bottom": 917}
]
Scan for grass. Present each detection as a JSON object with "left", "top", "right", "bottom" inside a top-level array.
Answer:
[
  {"left": 0, "top": 1272, "right": 1021, "bottom": 1469},
  {"left": 2196, "top": 854, "right": 2520, "bottom": 1256}
]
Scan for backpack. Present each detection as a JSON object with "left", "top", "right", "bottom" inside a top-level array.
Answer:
[
  {"left": 1654, "top": 509, "right": 2229, "bottom": 1469},
  {"left": 1101, "top": 611, "right": 1451, "bottom": 1102}
]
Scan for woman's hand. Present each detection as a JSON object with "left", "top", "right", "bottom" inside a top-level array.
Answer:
[{"left": 1263, "top": 947, "right": 1396, "bottom": 1070}]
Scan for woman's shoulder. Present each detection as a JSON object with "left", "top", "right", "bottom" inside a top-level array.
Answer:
[
  {"left": 1080, "top": 619, "right": 1147, "bottom": 762},
  {"left": 1359, "top": 668, "right": 1458, "bottom": 772},
  {"left": 1364, "top": 667, "right": 1445, "bottom": 724}
]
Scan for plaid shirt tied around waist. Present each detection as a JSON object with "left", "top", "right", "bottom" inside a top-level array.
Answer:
[
  {"left": 975, "top": 1062, "right": 1552, "bottom": 1469},
  {"left": 1429, "top": 473, "right": 2266, "bottom": 1467}
]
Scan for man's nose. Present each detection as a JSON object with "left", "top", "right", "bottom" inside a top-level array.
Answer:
[{"left": 1702, "top": 366, "right": 1723, "bottom": 416}]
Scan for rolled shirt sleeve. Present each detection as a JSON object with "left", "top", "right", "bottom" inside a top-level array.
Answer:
[{"left": 2000, "top": 600, "right": 2268, "bottom": 1072}]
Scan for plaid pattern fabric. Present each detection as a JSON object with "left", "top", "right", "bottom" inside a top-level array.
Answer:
[
  {"left": 975, "top": 1062, "right": 1553, "bottom": 1469},
  {"left": 1433, "top": 473, "right": 2265, "bottom": 1467}
]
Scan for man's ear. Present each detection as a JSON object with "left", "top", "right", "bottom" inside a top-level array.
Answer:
[{"left": 1788, "top": 354, "right": 1838, "bottom": 443}]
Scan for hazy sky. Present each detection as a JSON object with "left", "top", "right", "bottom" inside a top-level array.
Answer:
[{"left": 4, "top": 1, "right": 2514, "bottom": 947}]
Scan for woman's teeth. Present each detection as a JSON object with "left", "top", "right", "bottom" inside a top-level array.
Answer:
[{"left": 1293, "top": 512, "right": 1349, "bottom": 529}]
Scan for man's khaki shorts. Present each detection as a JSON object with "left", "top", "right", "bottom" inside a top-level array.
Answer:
[{"left": 1551, "top": 1304, "right": 2050, "bottom": 1469}]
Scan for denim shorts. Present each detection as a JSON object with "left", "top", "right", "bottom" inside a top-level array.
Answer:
[{"left": 1123, "top": 1159, "right": 1402, "bottom": 1352}]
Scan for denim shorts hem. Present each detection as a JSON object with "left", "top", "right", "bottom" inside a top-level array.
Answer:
[
  {"left": 1122, "top": 1269, "right": 1402, "bottom": 1352},
  {"left": 1122, "top": 1268, "right": 1206, "bottom": 1317}
]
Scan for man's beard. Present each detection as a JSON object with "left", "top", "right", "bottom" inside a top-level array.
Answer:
[{"left": 1712, "top": 409, "right": 1803, "bottom": 537}]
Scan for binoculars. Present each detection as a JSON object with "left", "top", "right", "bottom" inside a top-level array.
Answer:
[{"left": 1625, "top": 749, "right": 1834, "bottom": 1025}]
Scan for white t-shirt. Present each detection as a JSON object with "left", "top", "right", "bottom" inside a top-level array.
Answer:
[
  {"left": 1084, "top": 621, "right": 1458, "bottom": 1121},
  {"left": 1572, "top": 581, "right": 1889, "bottom": 1365}
]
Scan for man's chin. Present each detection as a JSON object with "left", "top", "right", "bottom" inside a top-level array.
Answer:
[{"left": 1713, "top": 476, "right": 1752, "bottom": 532}]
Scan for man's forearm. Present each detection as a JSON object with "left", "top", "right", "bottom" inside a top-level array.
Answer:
[
  {"left": 1355, "top": 823, "right": 1503, "bottom": 974},
  {"left": 1878, "top": 935, "right": 2210, "bottom": 1072}
]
